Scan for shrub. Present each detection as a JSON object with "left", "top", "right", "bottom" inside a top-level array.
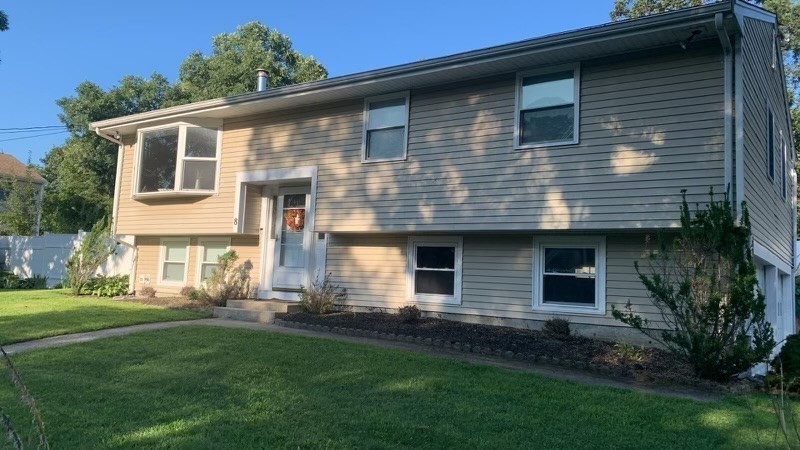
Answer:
[
  {"left": 771, "top": 334, "right": 800, "bottom": 392},
  {"left": 195, "top": 250, "right": 251, "bottom": 306},
  {"left": 138, "top": 286, "right": 156, "bottom": 298},
  {"left": 0, "top": 272, "right": 47, "bottom": 289},
  {"left": 543, "top": 318, "right": 571, "bottom": 338},
  {"left": 398, "top": 305, "right": 422, "bottom": 324},
  {"left": 614, "top": 342, "right": 647, "bottom": 362},
  {"left": 179, "top": 286, "right": 194, "bottom": 298},
  {"left": 66, "top": 217, "right": 115, "bottom": 295},
  {"left": 83, "top": 275, "right": 129, "bottom": 297},
  {"left": 612, "top": 190, "right": 774, "bottom": 381},
  {"left": 299, "top": 272, "right": 346, "bottom": 314}
]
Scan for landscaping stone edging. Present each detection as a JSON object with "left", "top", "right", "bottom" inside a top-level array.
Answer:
[{"left": 272, "top": 318, "right": 734, "bottom": 393}]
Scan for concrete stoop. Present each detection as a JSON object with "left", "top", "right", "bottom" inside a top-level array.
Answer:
[{"left": 213, "top": 300, "right": 301, "bottom": 324}]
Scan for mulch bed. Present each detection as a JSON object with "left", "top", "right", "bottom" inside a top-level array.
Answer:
[{"left": 276, "top": 311, "right": 751, "bottom": 392}]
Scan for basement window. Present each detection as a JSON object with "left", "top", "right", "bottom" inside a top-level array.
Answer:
[
  {"left": 160, "top": 238, "right": 189, "bottom": 285},
  {"left": 407, "top": 236, "right": 462, "bottom": 305},
  {"left": 135, "top": 123, "right": 221, "bottom": 196},
  {"left": 532, "top": 236, "right": 606, "bottom": 315}
]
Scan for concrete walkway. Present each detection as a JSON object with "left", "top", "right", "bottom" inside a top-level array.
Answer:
[{"left": 3, "top": 318, "right": 720, "bottom": 402}]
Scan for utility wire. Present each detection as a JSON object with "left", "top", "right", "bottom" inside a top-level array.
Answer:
[
  {"left": 0, "top": 128, "right": 69, "bottom": 135},
  {"left": 0, "top": 131, "right": 69, "bottom": 143},
  {"left": 0, "top": 125, "right": 65, "bottom": 131}
]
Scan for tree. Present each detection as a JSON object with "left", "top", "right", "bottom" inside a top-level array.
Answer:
[
  {"left": 612, "top": 191, "right": 775, "bottom": 381},
  {"left": 65, "top": 217, "right": 114, "bottom": 295},
  {"left": 0, "top": 170, "right": 42, "bottom": 236},
  {"left": 610, "top": 0, "right": 800, "bottom": 229},
  {"left": 41, "top": 22, "right": 327, "bottom": 233},
  {"left": 168, "top": 22, "right": 327, "bottom": 104},
  {"left": 0, "top": 10, "right": 8, "bottom": 31}
]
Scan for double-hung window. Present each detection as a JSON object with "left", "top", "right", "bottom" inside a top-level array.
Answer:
[
  {"left": 362, "top": 93, "right": 409, "bottom": 162},
  {"left": 160, "top": 239, "right": 189, "bottom": 284},
  {"left": 516, "top": 65, "right": 580, "bottom": 148},
  {"left": 136, "top": 123, "right": 221, "bottom": 196},
  {"left": 407, "top": 237, "right": 462, "bottom": 304},
  {"left": 532, "top": 237, "right": 606, "bottom": 314},
  {"left": 198, "top": 239, "right": 230, "bottom": 283}
]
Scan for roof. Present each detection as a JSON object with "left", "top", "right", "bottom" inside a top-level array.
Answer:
[
  {"left": 0, "top": 154, "right": 45, "bottom": 184},
  {"left": 92, "top": 0, "right": 772, "bottom": 137}
]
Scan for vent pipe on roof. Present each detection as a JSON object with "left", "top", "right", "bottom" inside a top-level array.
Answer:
[{"left": 256, "top": 69, "right": 269, "bottom": 92}]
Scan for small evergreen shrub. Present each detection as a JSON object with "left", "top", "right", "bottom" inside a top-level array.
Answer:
[
  {"left": 612, "top": 190, "right": 774, "bottom": 381},
  {"left": 0, "top": 272, "right": 48, "bottom": 289},
  {"left": 66, "top": 217, "right": 115, "bottom": 295},
  {"left": 139, "top": 286, "right": 157, "bottom": 298},
  {"left": 771, "top": 334, "right": 800, "bottom": 392},
  {"left": 299, "top": 273, "right": 346, "bottom": 314},
  {"left": 398, "top": 305, "right": 422, "bottom": 324},
  {"left": 543, "top": 318, "right": 571, "bottom": 338},
  {"left": 83, "top": 275, "right": 129, "bottom": 297}
]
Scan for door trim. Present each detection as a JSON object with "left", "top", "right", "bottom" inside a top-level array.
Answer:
[
  {"left": 235, "top": 166, "right": 320, "bottom": 300},
  {"left": 272, "top": 187, "right": 311, "bottom": 290}
]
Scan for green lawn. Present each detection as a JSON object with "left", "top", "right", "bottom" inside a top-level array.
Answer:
[
  {"left": 0, "top": 325, "right": 795, "bottom": 449},
  {"left": 0, "top": 289, "right": 208, "bottom": 344}
]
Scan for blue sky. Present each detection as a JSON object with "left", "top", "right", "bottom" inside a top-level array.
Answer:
[{"left": 0, "top": 1, "right": 611, "bottom": 164}]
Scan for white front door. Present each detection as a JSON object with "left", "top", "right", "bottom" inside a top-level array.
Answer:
[{"left": 272, "top": 187, "right": 311, "bottom": 289}]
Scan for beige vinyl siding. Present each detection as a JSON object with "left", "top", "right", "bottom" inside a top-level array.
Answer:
[
  {"left": 116, "top": 45, "right": 724, "bottom": 235},
  {"left": 326, "top": 233, "right": 662, "bottom": 329},
  {"left": 133, "top": 235, "right": 261, "bottom": 296},
  {"left": 741, "top": 17, "right": 794, "bottom": 266},
  {"left": 242, "top": 185, "right": 262, "bottom": 235}
]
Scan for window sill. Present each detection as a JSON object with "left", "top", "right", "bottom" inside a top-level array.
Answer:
[
  {"left": 361, "top": 156, "right": 407, "bottom": 164},
  {"left": 533, "top": 303, "right": 605, "bottom": 316},
  {"left": 133, "top": 190, "right": 216, "bottom": 200},
  {"left": 413, "top": 294, "right": 461, "bottom": 306},
  {"left": 515, "top": 140, "right": 579, "bottom": 151}
]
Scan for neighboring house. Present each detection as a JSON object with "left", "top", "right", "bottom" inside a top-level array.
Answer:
[
  {"left": 91, "top": 1, "right": 796, "bottom": 342},
  {"left": 0, "top": 153, "right": 45, "bottom": 235}
]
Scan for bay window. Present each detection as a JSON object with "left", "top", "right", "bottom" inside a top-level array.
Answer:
[{"left": 136, "top": 123, "right": 221, "bottom": 195}]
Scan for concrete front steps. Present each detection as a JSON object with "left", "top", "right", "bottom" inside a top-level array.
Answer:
[{"left": 213, "top": 299, "right": 302, "bottom": 324}]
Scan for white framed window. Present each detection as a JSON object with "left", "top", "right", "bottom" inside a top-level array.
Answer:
[
  {"left": 406, "top": 236, "right": 462, "bottom": 305},
  {"left": 515, "top": 64, "right": 580, "bottom": 149},
  {"left": 134, "top": 122, "right": 222, "bottom": 197},
  {"left": 361, "top": 92, "right": 409, "bottom": 163},
  {"left": 159, "top": 238, "right": 190, "bottom": 285},
  {"left": 197, "top": 238, "right": 231, "bottom": 284},
  {"left": 767, "top": 107, "right": 775, "bottom": 182},
  {"left": 532, "top": 236, "right": 606, "bottom": 315}
]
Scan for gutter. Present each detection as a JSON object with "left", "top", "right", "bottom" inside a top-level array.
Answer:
[{"left": 715, "top": 13, "right": 735, "bottom": 203}]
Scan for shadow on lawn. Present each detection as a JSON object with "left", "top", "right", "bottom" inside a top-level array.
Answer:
[{"left": 0, "top": 326, "right": 787, "bottom": 448}]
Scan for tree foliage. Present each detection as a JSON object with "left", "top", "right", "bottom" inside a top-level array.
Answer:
[
  {"left": 169, "top": 22, "right": 327, "bottom": 104},
  {"left": 41, "top": 22, "right": 326, "bottom": 233},
  {"left": 612, "top": 191, "right": 775, "bottom": 381},
  {"left": 0, "top": 170, "right": 41, "bottom": 236},
  {"left": 0, "top": 10, "right": 8, "bottom": 32}
]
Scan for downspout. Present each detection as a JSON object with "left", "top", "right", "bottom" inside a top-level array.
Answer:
[{"left": 715, "top": 13, "right": 734, "bottom": 204}]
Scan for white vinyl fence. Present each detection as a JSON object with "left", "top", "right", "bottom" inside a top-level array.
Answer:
[{"left": 0, "top": 233, "right": 135, "bottom": 288}]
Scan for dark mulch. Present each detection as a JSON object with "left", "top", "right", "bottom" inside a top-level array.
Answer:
[{"left": 278, "top": 311, "right": 702, "bottom": 385}]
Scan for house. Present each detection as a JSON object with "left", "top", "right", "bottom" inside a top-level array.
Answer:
[
  {"left": 91, "top": 1, "right": 796, "bottom": 343},
  {"left": 0, "top": 153, "right": 45, "bottom": 235}
]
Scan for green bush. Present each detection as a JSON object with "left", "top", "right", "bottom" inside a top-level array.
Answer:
[
  {"left": 771, "top": 334, "right": 800, "bottom": 392},
  {"left": 299, "top": 273, "right": 346, "bottom": 314},
  {"left": 139, "top": 286, "right": 157, "bottom": 298},
  {"left": 398, "top": 305, "right": 421, "bottom": 324},
  {"left": 195, "top": 250, "right": 252, "bottom": 306},
  {"left": 83, "top": 275, "right": 129, "bottom": 297},
  {"left": 0, "top": 271, "right": 47, "bottom": 289}
]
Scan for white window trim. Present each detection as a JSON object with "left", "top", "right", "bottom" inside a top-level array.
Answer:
[
  {"left": 195, "top": 237, "right": 232, "bottom": 286},
  {"left": 514, "top": 63, "right": 581, "bottom": 151},
  {"left": 406, "top": 236, "right": 462, "bottom": 305},
  {"left": 531, "top": 236, "right": 606, "bottom": 315},
  {"left": 158, "top": 238, "right": 190, "bottom": 286},
  {"left": 361, "top": 91, "right": 410, "bottom": 163},
  {"left": 767, "top": 105, "right": 775, "bottom": 183},
  {"left": 132, "top": 120, "right": 223, "bottom": 199},
  {"left": 781, "top": 130, "right": 788, "bottom": 200}
]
